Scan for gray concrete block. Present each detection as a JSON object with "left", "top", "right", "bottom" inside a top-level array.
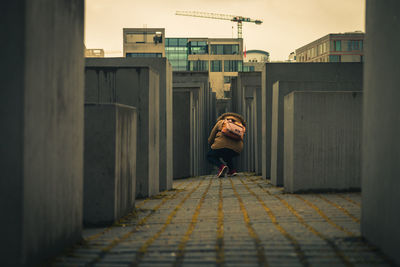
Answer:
[
  {"left": 173, "top": 72, "right": 212, "bottom": 176},
  {"left": 262, "top": 63, "right": 363, "bottom": 179},
  {"left": 84, "top": 103, "right": 137, "bottom": 225},
  {"left": 211, "top": 92, "right": 217, "bottom": 127},
  {"left": 173, "top": 83, "right": 202, "bottom": 179},
  {"left": 283, "top": 91, "right": 362, "bottom": 193},
  {"left": 173, "top": 90, "right": 192, "bottom": 178},
  {"left": 0, "top": 1, "right": 84, "bottom": 265},
  {"left": 362, "top": 1, "right": 400, "bottom": 264},
  {"left": 271, "top": 81, "right": 362, "bottom": 186},
  {"left": 85, "top": 58, "right": 173, "bottom": 192},
  {"left": 85, "top": 65, "right": 159, "bottom": 198},
  {"left": 231, "top": 72, "right": 262, "bottom": 174}
]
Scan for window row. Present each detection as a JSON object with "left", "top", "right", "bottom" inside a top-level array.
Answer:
[
  {"left": 210, "top": 45, "right": 240, "bottom": 55},
  {"left": 189, "top": 60, "right": 208, "bottom": 71},
  {"left": 165, "top": 52, "right": 188, "bottom": 60},
  {"left": 126, "top": 53, "right": 162, "bottom": 58},
  {"left": 165, "top": 38, "right": 188, "bottom": 47},
  {"left": 333, "top": 40, "right": 363, "bottom": 52},
  {"left": 210, "top": 60, "right": 243, "bottom": 72},
  {"left": 188, "top": 40, "right": 208, "bottom": 55}
]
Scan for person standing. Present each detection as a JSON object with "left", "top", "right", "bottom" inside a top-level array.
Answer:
[{"left": 207, "top": 112, "right": 246, "bottom": 177}]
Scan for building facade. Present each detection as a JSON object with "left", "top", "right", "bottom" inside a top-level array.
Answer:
[
  {"left": 123, "top": 28, "right": 245, "bottom": 99},
  {"left": 123, "top": 28, "right": 165, "bottom": 58},
  {"left": 166, "top": 37, "right": 244, "bottom": 98},
  {"left": 85, "top": 49, "right": 105, "bottom": 58},
  {"left": 243, "top": 49, "right": 270, "bottom": 71},
  {"left": 295, "top": 32, "right": 364, "bottom": 63}
]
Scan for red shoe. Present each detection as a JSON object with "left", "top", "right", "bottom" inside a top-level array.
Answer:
[
  {"left": 227, "top": 169, "right": 237, "bottom": 177},
  {"left": 217, "top": 165, "right": 228, "bottom": 178}
]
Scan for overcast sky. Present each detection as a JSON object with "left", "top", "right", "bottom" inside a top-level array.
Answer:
[{"left": 85, "top": 0, "right": 365, "bottom": 61}]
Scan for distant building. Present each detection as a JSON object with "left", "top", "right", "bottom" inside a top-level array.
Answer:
[
  {"left": 123, "top": 28, "right": 247, "bottom": 99},
  {"left": 288, "top": 52, "right": 296, "bottom": 62},
  {"left": 165, "top": 38, "right": 243, "bottom": 99},
  {"left": 243, "top": 49, "right": 270, "bottom": 71},
  {"left": 244, "top": 49, "right": 270, "bottom": 63},
  {"left": 164, "top": 37, "right": 244, "bottom": 99},
  {"left": 123, "top": 28, "right": 165, "bottom": 58},
  {"left": 85, "top": 48, "right": 105, "bottom": 58},
  {"left": 295, "top": 32, "right": 364, "bottom": 63}
]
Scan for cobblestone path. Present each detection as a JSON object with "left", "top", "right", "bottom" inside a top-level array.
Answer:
[{"left": 54, "top": 174, "right": 394, "bottom": 267}]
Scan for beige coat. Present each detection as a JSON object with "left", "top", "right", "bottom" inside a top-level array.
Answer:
[{"left": 208, "top": 112, "right": 247, "bottom": 153}]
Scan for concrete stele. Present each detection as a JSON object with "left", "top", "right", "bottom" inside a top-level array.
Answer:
[
  {"left": 283, "top": 91, "right": 362, "bottom": 193},
  {"left": 270, "top": 80, "right": 362, "bottom": 186},
  {"left": 84, "top": 103, "right": 137, "bottom": 226},
  {"left": 85, "top": 65, "right": 160, "bottom": 198}
]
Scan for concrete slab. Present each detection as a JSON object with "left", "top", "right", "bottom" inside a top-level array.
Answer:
[
  {"left": 231, "top": 72, "right": 262, "bottom": 174},
  {"left": 173, "top": 72, "right": 212, "bottom": 176},
  {"left": 362, "top": 1, "right": 400, "bottom": 264},
  {"left": 283, "top": 91, "right": 362, "bottom": 193},
  {"left": 261, "top": 63, "right": 363, "bottom": 179},
  {"left": 85, "top": 58, "right": 173, "bottom": 192},
  {"left": 271, "top": 81, "right": 362, "bottom": 186},
  {"left": 0, "top": 1, "right": 84, "bottom": 265},
  {"left": 84, "top": 103, "right": 137, "bottom": 226},
  {"left": 173, "top": 83, "right": 202, "bottom": 179},
  {"left": 85, "top": 65, "right": 160, "bottom": 198}
]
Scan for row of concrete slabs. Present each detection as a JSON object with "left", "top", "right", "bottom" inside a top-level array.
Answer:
[
  {"left": 231, "top": 63, "right": 363, "bottom": 193},
  {"left": 84, "top": 59, "right": 216, "bottom": 225}
]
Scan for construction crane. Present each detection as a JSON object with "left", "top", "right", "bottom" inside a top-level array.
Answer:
[{"left": 176, "top": 11, "right": 262, "bottom": 39}]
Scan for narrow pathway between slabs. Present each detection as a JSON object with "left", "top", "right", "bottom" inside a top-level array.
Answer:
[{"left": 54, "top": 174, "right": 394, "bottom": 267}]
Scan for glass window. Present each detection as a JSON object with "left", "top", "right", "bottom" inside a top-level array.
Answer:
[
  {"left": 211, "top": 44, "right": 239, "bottom": 55},
  {"left": 167, "top": 53, "right": 179, "bottom": 60},
  {"left": 211, "top": 60, "right": 222, "bottom": 72},
  {"left": 169, "top": 38, "right": 178, "bottom": 46},
  {"left": 178, "top": 38, "right": 187, "bottom": 47},
  {"left": 329, "top": 55, "right": 341, "bottom": 62},
  {"left": 347, "top": 40, "right": 362, "bottom": 51},
  {"left": 188, "top": 41, "right": 208, "bottom": 55},
  {"left": 189, "top": 60, "right": 209, "bottom": 71},
  {"left": 224, "top": 60, "right": 243, "bottom": 72},
  {"left": 334, "top": 40, "right": 341, "bottom": 51},
  {"left": 224, "top": 45, "right": 232, "bottom": 55},
  {"left": 126, "top": 53, "right": 162, "bottom": 58},
  {"left": 210, "top": 45, "right": 223, "bottom": 55}
]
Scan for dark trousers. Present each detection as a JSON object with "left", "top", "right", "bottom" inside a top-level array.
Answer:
[{"left": 207, "top": 148, "right": 239, "bottom": 170}]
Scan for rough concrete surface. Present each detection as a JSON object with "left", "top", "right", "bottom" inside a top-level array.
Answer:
[
  {"left": 173, "top": 83, "right": 204, "bottom": 179},
  {"left": 271, "top": 80, "right": 362, "bottom": 186},
  {"left": 261, "top": 63, "right": 363, "bottom": 180},
  {"left": 84, "top": 104, "right": 137, "bottom": 226},
  {"left": 86, "top": 58, "right": 173, "bottom": 192},
  {"left": 361, "top": 0, "right": 400, "bottom": 265},
  {"left": 173, "top": 72, "right": 213, "bottom": 176},
  {"left": 284, "top": 91, "right": 362, "bottom": 193},
  {"left": 0, "top": 1, "right": 84, "bottom": 265},
  {"left": 85, "top": 66, "right": 160, "bottom": 198},
  {"left": 231, "top": 72, "right": 262, "bottom": 174}
]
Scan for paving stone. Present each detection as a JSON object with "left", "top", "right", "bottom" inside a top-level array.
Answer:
[{"left": 52, "top": 174, "right": 392, "bottom": 266}]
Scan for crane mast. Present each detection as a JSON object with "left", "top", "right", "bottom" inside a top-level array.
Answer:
[{"left": 176, "top": 11, "right": 262, "bottom": 39}]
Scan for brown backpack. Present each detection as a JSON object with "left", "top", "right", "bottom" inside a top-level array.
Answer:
[{"left": 221, "top": 119, "right": 246, "bottom": 140}]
